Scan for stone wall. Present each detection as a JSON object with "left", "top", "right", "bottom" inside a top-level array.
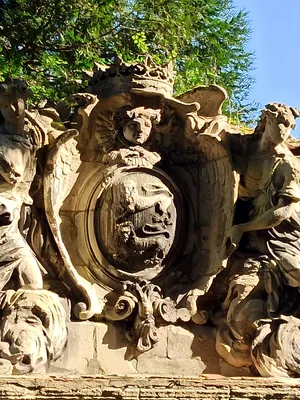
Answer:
[
  {"left": 0, "top": 376, "right": 300, "bottom": 399},
  {"left": 49, "top": 322, "right": 250, "bottom": 377}
]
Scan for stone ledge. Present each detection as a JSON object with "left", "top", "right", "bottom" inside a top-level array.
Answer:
[{"left": 0, "top": 375, "right": 299, "bottom": 399}]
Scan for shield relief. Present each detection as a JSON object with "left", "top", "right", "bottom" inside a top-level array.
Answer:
[{"left": 43, "top": 58, "right": 236, "bottom": 351}]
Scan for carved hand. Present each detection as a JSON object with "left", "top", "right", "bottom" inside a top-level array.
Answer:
[{"left": 226, "top": 224, "right": 244, "bottom": 256}]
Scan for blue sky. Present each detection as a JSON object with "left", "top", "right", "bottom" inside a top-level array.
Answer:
[{"left": 233, "top": 0, "right": 300, "bottom": 133}]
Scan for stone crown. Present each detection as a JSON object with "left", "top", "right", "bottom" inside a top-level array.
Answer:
[{"left": 86, "top": 55, "right": 174, "bottom": 98}]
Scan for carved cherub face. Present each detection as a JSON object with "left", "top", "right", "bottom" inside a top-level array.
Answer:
[
  {"left": 114, "top": 106, "right": 161, "bottom": 146},
  {"left": 123, "top": 114, "right": 152, "bottom": 145}
]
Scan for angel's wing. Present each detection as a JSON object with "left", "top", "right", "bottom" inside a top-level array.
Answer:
[
  {"left": 195, "top": 134, "right": 236, "bottom": 281},
  {"left": 44, "top": 130, "right": 105, "bottom": 320},
  {"left": 93, "top": 111, "right": 116, "bottom": 152},
  {"left": 170, "top": 133, "right": 237, "bottom": 316},
  {"left": 176, "top": 84, "right": 228, "bottom": 117}
]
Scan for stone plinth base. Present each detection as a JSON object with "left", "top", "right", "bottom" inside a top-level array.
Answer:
[
  {"left": 50, "top": 321, "right": 250, "bottom": 377},
  {"left": 0, "top": 376, "right": 300, "bottom": 399}
]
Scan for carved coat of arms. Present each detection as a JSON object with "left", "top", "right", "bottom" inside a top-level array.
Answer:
[
  {"left": 42, "top": 57, "right": 236, "bottom": 352},
  {"left": 1, "top": 58, "right": 299, "bottom": 378}
]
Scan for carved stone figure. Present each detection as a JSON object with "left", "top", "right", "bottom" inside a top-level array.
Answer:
[
  {"left": 109, "top": 177, "right": 174, "bottom": 270},
  {"left": 0, "top": 79, "right": 68, "bottom": 373},
  {"left": 216, "top": 103, "right": 300, "bottom": 376},
  {"left": 0, "top": 289, "right": 67, "bottom": 374},
  {"left": 40, "top": 56, "right": 236, "bottom": 357},
  {"left": 0, "top": 80, "right": 44, "bottom": 290},
  {"left": 115, "top": 105, "right": 161, "bottom": 145},
  {"left": 100, "top": 105, "right": 162, "bottom": 167},
  {"left": 1, "top": 57, "right": 300, "bottom": 379}
]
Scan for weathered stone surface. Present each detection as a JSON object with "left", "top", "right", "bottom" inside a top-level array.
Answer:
[
  {"left": 1, "top": 58, "right": 300, "bottom": 380},
  {"left": 51, "top": 322, "right": 224, "bottom": 376},
  {"left": 0, "top": 376, "right": 298, "bottom": 399},
  {"left": 50, "top": 321, "right": 253, "bottom": 377},
  {"left": 215, "top": 103, "right": 300, "bottom": 377},
  {"left": 51, "top": 322, "right": 137, "bottom": 375},
  {"left": 0, "top": 80, "right": 68, "bottom": 373}
]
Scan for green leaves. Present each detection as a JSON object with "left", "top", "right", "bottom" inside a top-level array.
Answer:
[
  {"left": 0, "top": 0, "right": 255, "bottom": 121},
  {"left": 132, "top": 32, "right": 149, "bottom": 54}
]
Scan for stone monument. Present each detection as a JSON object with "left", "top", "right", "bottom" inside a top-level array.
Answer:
[{"left": 0, "top": 57, "right": 300, "bottom": 397}]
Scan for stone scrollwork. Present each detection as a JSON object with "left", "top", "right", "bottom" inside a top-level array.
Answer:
[
  {"left": 0, "top": 59, "right": 239, "bottom": 370},
  {"left": 105, "top": 280, "right": 190, "bottom": 354}
]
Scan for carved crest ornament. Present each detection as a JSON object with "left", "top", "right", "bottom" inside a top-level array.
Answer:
[{"left": 0, "top": 56, "right": 300, "bottom": 377}]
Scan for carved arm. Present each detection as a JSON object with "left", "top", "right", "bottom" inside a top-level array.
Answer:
[
  {"left": 229, "top": 197, "right": 297, "bottom": 251},
  {"left": 240, "top": 197, "right": 295, "bottom": 232}
]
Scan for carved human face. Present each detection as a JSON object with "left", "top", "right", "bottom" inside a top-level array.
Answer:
[
  {"left": 123, "top": 115, "right": 152, "bottom": 145},
  {"left": 263, "top": 106, "right": 295, "bottom": 146},
  {"left": 0, "top": 97, "right": 25, "bottom": 124}
]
